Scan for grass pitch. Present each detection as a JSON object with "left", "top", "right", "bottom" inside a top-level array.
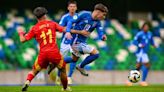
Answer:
[{"left": 0, "top": 85, "right": 164, "bottom": 92}]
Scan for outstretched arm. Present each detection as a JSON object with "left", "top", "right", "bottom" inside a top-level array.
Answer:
[
  {"left": 132, "top": 32, "right": 145, "bottom": 48},
  {"left": 17, "top": 27, "right": 34, "bottom": 43},
  {"left": 96, "top": 23, "right": 107, "bottom": 41},
  {"left": 60, "top": 26, "right": 90, "bottom": 37},
  {"left": 71, "top": 29, "right": 90, "bottom": 37},
  {"left": 17, "top": 28, "right": 27, "bottom": 43}
]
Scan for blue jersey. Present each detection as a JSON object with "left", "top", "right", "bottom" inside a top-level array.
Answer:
[
  {"left": 59, "top": 13, "right": 78, "bottom": 44},
  {"left": 132, "top": 31, "right": 155, "bottom": 53},
  {"left": 66, "top": 11, "right": 104, "bottom": 43}
]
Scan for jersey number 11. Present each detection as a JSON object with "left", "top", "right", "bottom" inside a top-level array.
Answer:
[{"left": 40, "top": 29, "right": 53, "bottom": 45}]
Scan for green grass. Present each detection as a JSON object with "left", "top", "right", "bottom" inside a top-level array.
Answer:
[{"left": 0, "top": 85, "right": 164, "bottom": 92}]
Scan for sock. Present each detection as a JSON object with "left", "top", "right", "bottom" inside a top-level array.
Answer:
[
  {"left": 68, "top": 62, "right": 76, "bottom": 77},
  {"left": 57, "top": 70, "right": 60, "bottom": 77},
  {"left": 61, "top": 78, "right": 67, "bottom": 90},
  {"left": 136, "top": 67, "right": 140, "bottom": 71},
  {"left": 80, "top": 54, "right": 99, "bottom": 68},
  {"left": 26, "top": 72, "right": 35, "bottom": 82},
  {"left": 60, "top": 71, "right": 68, "bottom": 89},
  {"left": 142, "top": 65, "right": 149, "bottom": 81},
  {"left": 64, "top": 56, "right": 74, "bottom": 63}
]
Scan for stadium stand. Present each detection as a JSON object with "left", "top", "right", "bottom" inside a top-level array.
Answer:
[{"left": 0, "top": 9, "right": 164, "bottom": 70}]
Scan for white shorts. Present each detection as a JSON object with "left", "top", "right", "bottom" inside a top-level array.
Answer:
[
  {"left": 136, "top": 51, "right": 149, "bottom": 63},
  {"left": 60, "top": 43, "right": 72, "bottom": 57},
  {"left": 71, "top": 43, "right": 94, "bottom": 57}
]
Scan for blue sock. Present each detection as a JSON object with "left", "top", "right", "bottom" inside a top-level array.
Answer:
[
  {"left": 68, "top": 62, "right": 76, "bottom": 77},
  {"left": 64, "top": 56, "right": 74, "bottom": 63},
  {"left": 57, "top": 70, "right": 60, "bottom": 77},
  {"left": 142, "top": 65, "right": 149, "bottom": 81},
  {"left": 80, "top": 54, "right": 99, "bottom": 68},
  {"left": 57, "top": 57, "right": 74, "bottom": 77}
]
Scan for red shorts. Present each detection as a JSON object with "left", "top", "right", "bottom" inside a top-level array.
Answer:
[{"left": 33, "top": 51, "right": 66, "bottom": 70}]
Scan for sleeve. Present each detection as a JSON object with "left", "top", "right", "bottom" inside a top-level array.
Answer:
[
  {"left": 96, "top": 21, "right": 104, "bottom": 39},
  {"left": 59, "top": 15, "right": 66, "bottom": 26},
  {"left": 132, "top": 32, "right": 140, "bottom": 46},
  {"left": 54, "top": 22, "right": 64, "bottom": 32},
  {"left": 25, "top": 27, "right": 35, "bottom": 41},
  {"left": 66, "top": 14, "right": 79, "bottom": 32}
]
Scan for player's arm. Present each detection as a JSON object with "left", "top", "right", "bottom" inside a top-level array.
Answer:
[
  {"left": 59, "top": 15, "right": 67, "bottom": 26},
  {"left": 58, "top": 15, "right": 87, "bottom": 35},
  {"left": 66, "top": 19, "right": 76, "bottom": 33},
  {"left": 56, "top": 22, "right": 89, "bottom": 37},
  {"left": 55, "top": 22, "right": 72, "bottom": 39},
  {"left": 66, "top": 14, "right": 80, "bottom": 33},
  {"left": 62, "top": 27, "right": 89, "bottom": 36},
  {"left": 18, "top": 29, "right": 26, "bottom": 43},
  {"left": 96, "top": 22, "right": 107, "bottom": 41},
  {"left": 132, "top": 32, "right": 144, "bottom": 48},
  {"left": 17, "top": 27, "right": 35, "bottom": 43},
  {"left": 132, "top": 33, "right": 139, "bottom": 46},
  {"left": 71, "top": 29, "right": 89, "bottom": 37}
]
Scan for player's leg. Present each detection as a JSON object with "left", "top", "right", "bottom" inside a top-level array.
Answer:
[
  {"left": 47, "top": 44, "right": 71, "bottom": 84},
  {"left": 56, "top": 59, "right": 72, "bottom": 91},
  {"left": 67, "top": 45, "right": 77, "bottom": 82},
  {"left": 59, "top": 66, "right": 68, "bottom": 90},
  {"left": 68, "top": 62, "right": 76, "bottom": 84},
  {"left": 135, "top": 52, "right": 142, "bottom": 70},
  {"left": 22, "top": 69, "right": 40, "bottom": 91},
  {"left": 136, "top": 63, "right": 142, "bottom": 70},
  {"left": 47, "top": 63, "right": 56, "bottom": 75},
  {"left": 64, "top": 53, "right": 79, "bottom": 84},
  {"left": 22, "top": 57, "right": 42, "bottom": 91},
  {"left": 126, "top": 53, "right": 142, "bottom": 86},
  {"left": 140, "top": 53, "right": 150, "bottom": 86},
  {"left": 49, "top": 52, "right": 71, "bottom": 91},
  {"left": 76, "top": 44, "right": 99, "bottom": 76},
  {"left": 60, "top": 68, "right": 72, "bottom": 91},
  {"left": 79, "top": 48, "right": 99, "bottom": 68},
  {"left": 61, "top": 44, "right": 78, "bottom": 84}
]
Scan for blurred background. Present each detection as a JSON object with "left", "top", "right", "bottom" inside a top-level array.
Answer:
[{"left": 0, "top": 0, "right": 164, "bottom": 85}]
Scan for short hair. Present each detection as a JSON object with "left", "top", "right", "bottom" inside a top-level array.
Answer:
[
  {"left": 141, "top": 21, "right": 152, "bottom": 30},
  {"left": 94, "top": 3, "right": 108, "bottom": 13},
  {"left": 33, "top": 7, "right": 48, "bottom": 19},
  {"left": 67, "top": 0, "right": 77, "bottom": 6}
]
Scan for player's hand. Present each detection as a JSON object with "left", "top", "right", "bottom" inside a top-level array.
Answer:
[
  {"left": 138, "top": 43, "right": 145, "bottom": 48},
  {"left": 102, "top": 35, "right": 107, "bottom": 41},
  {"left": 65, "top": 32, "right": 72, "bottom": 39},
  {"left": 81, "top": 30, "right": 90, "bottom": 37},
  {"left": 17, "top": 26, "right": 25, "bottom": 36}
]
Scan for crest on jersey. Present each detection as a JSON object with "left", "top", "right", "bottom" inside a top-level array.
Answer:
[{"left": 73, "top": 15, "right": 78, "bottom": 20}]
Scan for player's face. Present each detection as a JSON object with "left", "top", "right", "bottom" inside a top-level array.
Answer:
[
  {"left": 94, "top": 10, "right": 107, "bottom": 20},
  {"left": 68, "top": 4, "right": 77, "bottom": 13},
  {"left": 143, "top": 25, "right": 149, "bottom": 32}
]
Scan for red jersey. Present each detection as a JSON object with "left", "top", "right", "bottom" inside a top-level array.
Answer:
[{"left": 25, "top": 20, "right": 64, "bottom": 53}]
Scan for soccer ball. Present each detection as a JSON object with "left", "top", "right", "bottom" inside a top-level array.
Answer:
[{"left": 128, "top": 70, "right": 141, "bottom": 83}]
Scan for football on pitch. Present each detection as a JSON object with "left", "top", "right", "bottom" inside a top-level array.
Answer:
[{"left": 128, "top": 70, "right": 141, "bottom": 83}]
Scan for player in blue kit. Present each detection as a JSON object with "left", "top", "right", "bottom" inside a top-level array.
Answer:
[
  {"left": 58, "top": 0, "right": 78, "bottom": 84},
  {"left": 128, "top": 22, "right": 156, "bottom": 86},
  {"left": 64, "top": 3, "right": 108, "bottom": 76}
]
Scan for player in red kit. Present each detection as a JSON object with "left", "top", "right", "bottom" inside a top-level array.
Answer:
[{"left": 18, "top": 7, "right": 89, "bottom": 92}]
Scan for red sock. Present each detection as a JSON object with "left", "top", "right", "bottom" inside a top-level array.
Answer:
[
  {"left": 26, "top": 72, "right": 35, "bottom": 82},
  {"left": 61, "top": 78, "right": 68, "bottom": 89}
]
